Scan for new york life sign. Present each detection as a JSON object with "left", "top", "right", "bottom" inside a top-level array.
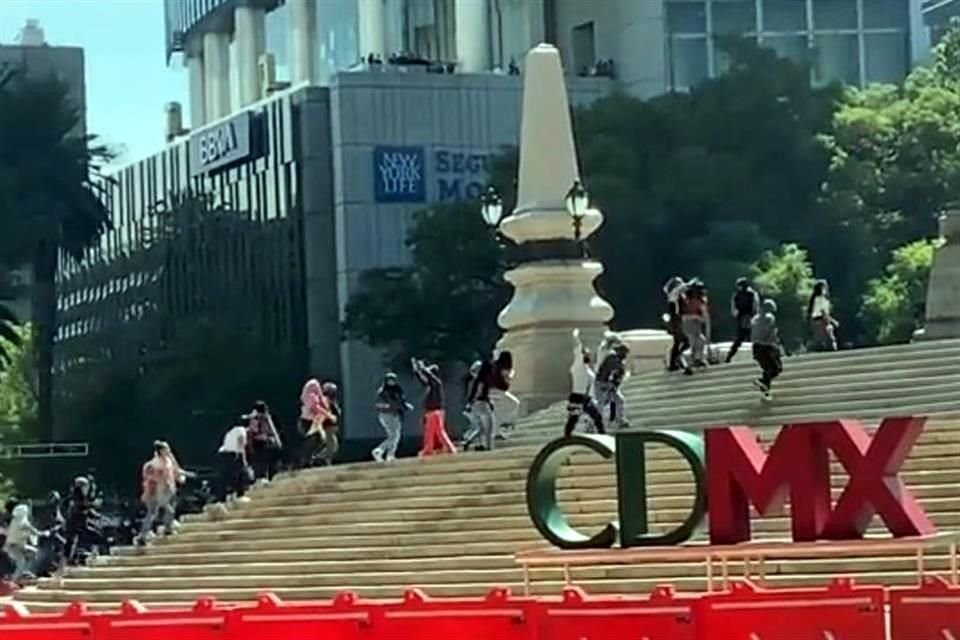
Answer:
[{"left": 526, "top": 417, "right": 936, "bottom": 549}]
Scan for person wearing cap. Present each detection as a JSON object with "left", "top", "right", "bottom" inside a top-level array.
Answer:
[
  {"left": 245, "top": 401, "right": 282, "bottom": 482},
  {"left": 373, "top": 372, "right": 412, "bottom": 462},
  {"left": 807, "top": 279, "right": 837, "bottom": 351},
  {"left": 726, "top": 277, "right": 759, "bottom": 363},
  {"left": 412, "top": 358, "right": 457, "bottom": 456},
  {"left": 138, "top": 440, "right": 187, "bottom": 543},
  {"left": 751, "top": 298, "right": 783, "bottom": 400}
]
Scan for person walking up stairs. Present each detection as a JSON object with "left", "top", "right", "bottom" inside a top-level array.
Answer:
[{"left": 751, "top": 298, "right": 783, "bottom": 401}]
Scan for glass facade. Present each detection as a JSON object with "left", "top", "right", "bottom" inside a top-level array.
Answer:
[
  {"left": 666, "top": 0, "right": 913, "bottom": 90},
  {"left": 315, "top": 0, "right": 361, "bottom": 82}
]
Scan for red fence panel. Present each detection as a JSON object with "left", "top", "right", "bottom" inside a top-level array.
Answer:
[
  {"left": 889, "top": 576, "right": 960, "bottom": 640},
  {"left": 536, "top": 585, "right": 697, "bottom": 640},
  {"left": 0, "top": 602, "right": 96, "bottom": 640},
  {"left": 372, "top": 588, "right": 535, "bottom": 640},
  {"left": 99, "top": 598, "right": 229, "bottom": 640},
  {"left": 693, "top": 579, "right": 886, "bottom": 640},
  {"left": 229, "top": 592, "right": 371, "bottom": 640}
]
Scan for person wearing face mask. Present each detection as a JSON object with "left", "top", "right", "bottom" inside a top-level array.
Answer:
[
  {"left": 372, "top": 372, "right": 412, "bottom": 462},
  {"left": 565, "top": 329, "right": 604, "bottom": 437}
]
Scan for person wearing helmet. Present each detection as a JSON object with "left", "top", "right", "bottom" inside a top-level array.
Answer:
[
  {"left": 2, "top": 502, "right": 40, "bottom": 583},
  {"left": 411, "top": 358, "right": 457, "bottom": 456},
  {"left": 726, "top": 277, "right": 759, "bottom": 363},
  {"left": 373, "top": 372, "right": 412, "bottom": 462},
  {"left": 751, "top": 298, "right": 783, "bottom": 400}
]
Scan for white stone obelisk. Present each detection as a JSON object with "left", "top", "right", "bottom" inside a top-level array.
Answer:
[
  {"left": 496, "top": 44, "right": 614, "bottom": 413},
  {"left": 920, "top": 209, "right": 960, "bottom": 340}
]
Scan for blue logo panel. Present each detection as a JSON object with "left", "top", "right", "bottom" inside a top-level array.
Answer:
[{"left": 373, "top": 146, "right": 426, "bottom": 203}]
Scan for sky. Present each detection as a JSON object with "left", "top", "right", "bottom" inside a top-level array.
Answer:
[{"left": 0, "top": 0, "right": 188, "bottom": 166}]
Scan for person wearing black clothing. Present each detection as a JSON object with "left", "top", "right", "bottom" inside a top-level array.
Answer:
[
  {"left": 245, "top": 401, "right": 282, "bottom": 481},
  {"left": 319, "top": 382, "right": 342, "bottom": 465},
  {"left": 726, "top": 277, "right": 760, "bottom": 363},
  {"left": 412, "top": 358, "right": 456, "bottom": 456},
  {"left": 489, "top": 351, "right": 520, "bottom": 438},
  {"left": 663, "top": 276, "right": 688, "bottom": 371},
  {"left": 372, "top": 372, "right": 411, "bottom": 462},
  {"left": 595, "top": 342, "right": 630, "bottom": 429},
  {"left": 460, "top": 360, "right": 483, "bottom": 450},
  {"left": 467, "top": 357, "right": 498, "bottom": 451}
]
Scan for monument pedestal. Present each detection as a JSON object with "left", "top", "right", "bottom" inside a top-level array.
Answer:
[{"left": 920, "top": 210, "right": 960, "bottom": 340}]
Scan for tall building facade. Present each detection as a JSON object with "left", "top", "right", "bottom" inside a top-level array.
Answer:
[{"left": 923, "top": 0, "right": 960, "bottom": 45}]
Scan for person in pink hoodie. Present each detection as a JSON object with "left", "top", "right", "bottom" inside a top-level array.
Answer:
[{"left": 298, "top": 378, "right": 337, "bottom": 468}]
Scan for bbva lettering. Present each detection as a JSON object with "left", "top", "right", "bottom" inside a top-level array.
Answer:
[
  {"left": 525, "top": 417, "right": 935, "bottom": 549},
  {"left": 198, "top": 124, "right": 238, "bottom": 165}
]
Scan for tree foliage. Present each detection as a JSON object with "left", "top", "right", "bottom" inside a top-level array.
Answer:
[
  {"left": 0, "top": 69, "right": 113, "bottom": 438},
  {"left": 749, "top": 244, "right": 816, "bottom": 351},
  {"left": 861, "top": 239, "right": 939, "bottom": 345},
  {"left": 343, "top": 202, "right": 508, "bottom": 368},
  {"left": 0, "top": 323, "right": 39, "bottom": 499}
]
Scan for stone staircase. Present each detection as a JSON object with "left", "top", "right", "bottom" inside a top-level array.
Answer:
[{"left": 13, "top": 339, "right": 960, "bottom": 611}]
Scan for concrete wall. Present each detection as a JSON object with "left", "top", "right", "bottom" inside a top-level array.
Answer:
[{"left": 324, "top": 69, "right": 611, "bottom": 439}]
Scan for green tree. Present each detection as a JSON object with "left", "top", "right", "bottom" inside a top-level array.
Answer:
[
  {"left": 750, "top": 244, "right": 816, "bottom": 352},
  {"left": 0, "top": 267, "right": 19, "bottom": 369},
  {"left": 861, "top": 239, "right": 939, "bottom": 345},
  {"left": 343, "top": 202, "right": 508, "bottom": 368},
  {"left": 0, "top": 323, "right": 39, "bottom": 498},
  {"left": 0, "top": 70, "right": 113, "bottom": 439},
  {"left": 817, "top": 21, "right": 960, "bottom": 339}
]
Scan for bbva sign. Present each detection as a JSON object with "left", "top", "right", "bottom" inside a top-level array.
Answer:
[{"left": 526, "top": 417, "right": 935, "bottom": 549}]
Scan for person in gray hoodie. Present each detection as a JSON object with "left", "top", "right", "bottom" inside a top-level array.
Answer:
[{"left": 751, "top": 298, "right": 783, "bottom": 399}]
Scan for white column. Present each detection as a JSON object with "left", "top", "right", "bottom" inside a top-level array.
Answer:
[
  {"left": 203, "top": 30, "right": 231, "bottom": 121},
  {"left": 908, "top": 0, "right": 931, "bottom": 66},
  {"left": 358, "top": 0, "right": 386, "bottom": 58},
  {"left": 235, "top": 4, "right": 266, "bottom": 105},
  {"left": 187, "top": 53, "right": 206, "bottom": 128},
  {"left": 289, "top": 0, "right": 317, "bottom": 83},
  {"left": 455, "top": 0, "right": 490, "bottom": 72}
]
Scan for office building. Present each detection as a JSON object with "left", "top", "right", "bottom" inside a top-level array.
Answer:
[{"left": 923, "top": 0, "right": 960, "bottom": 45}]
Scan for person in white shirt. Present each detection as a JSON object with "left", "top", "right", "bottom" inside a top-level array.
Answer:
[
  {"left": 217, "top": 424, "right": 250, "bottom": 503},
  {"left": 807, "top": 279, "right": 838, "bottom": 352},
  {"left": 3, "top": 503, "right": 40, "bottom": 582},
  {"left": 565, "top": 329, "right": 605, "bottom": 437}
]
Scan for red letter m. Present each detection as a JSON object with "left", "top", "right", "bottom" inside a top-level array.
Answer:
[{"left": 706, "top": 424, "right": 831, "bottom": 545}]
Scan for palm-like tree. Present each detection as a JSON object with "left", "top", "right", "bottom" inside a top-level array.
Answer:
[{"left": 0, "top": 68, "right": 113, "bottom": 438}]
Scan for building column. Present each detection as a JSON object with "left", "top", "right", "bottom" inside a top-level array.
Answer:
[
  {"left": 187, "top": 53, "right": 206, "bottom": 128},
  {"left": 203, "top": 30, "right": 231, "bottom": 121},
  {"left": 235, "top": 4, "right": 266, "bottom": 105},
  {"left": 358, "top": 0, "right": 386, "bottom": 58},
  {"left": 455, "top": 0, "right": 490, "bottom": 72},
  {"left": 289, "top": 0, "right": 317, "bottom": 83}
]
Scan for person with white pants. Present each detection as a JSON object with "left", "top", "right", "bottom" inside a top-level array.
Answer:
[
  {"left": 372, "top": 371, "right": 411, "bottom": 462},
  {"left": 3, "top": 504, "right": 40, "bottom": 582},
  {"left": 489, "top": 350, "right": 519, "bottom": 437},
  {"left": 467, "top": 358, "right": 497, "bottom": 451}
]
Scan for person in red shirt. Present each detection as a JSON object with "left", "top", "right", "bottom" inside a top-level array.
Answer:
[{"left": 412, "top": 358, "right": 457, "bottom": 457}]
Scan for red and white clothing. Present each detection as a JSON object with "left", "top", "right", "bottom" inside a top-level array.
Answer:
[
  {"left": 141, "top": 452, "right": 185, "bottom": 504},
  {"left": 300, "top": 378, "right": 334, "bottom": 434}
]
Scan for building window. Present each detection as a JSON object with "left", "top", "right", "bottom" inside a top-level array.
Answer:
[
  {"left": 667, "top": 0, "right": 708, "bottom": 33},
  {"left": 814, "top": 33, "right": 859, "bottom": 85},
  {"left": 265, "top": 2, "right": 290, "bottom": 82},
  {"left": 761, "top": 0, "right": 807, "bottom": 31},
  {"left": 811, "top": 0, "right": 857, "bottom": 30},
  {"left": 862, "top": 0, "right": 909, "bottom": 30},
  {"left": 762, "top": 34, "right": 810, "bottom": 65},
  {"left": 864, "top": 31, "right": 908, "bottom": 84},
  {"left": 671, "top": 36, "right": 709, "bottom": 88},
  {"left": 713, "top": 0, "right": 757, "bottom": 34},
  {"left": 572, "top": 21, "right": 596, "bottom": 76}
]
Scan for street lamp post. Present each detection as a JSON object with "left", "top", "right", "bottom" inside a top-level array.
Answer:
[
  {"left": 480, "top": 185, "right": 504, "bottom": 229},
  {"left": 564, "top": 179, "right": 589, "bottom": 242}
]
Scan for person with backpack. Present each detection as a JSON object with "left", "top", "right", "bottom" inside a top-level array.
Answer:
[
  {"left": 372, "top": 372, "right": 412, "bottom": 462},
  {"left": 594, "top": 339, "right": 630, "bottom": 430},
  {"left": 565, "top": 329, "right": 604, "bottom": 436},
  {"left": 726, "top": 277, "right": 759, "bottom": 363},
  {"left": 751, "top": 298, "right": 783, "bottom": 400},
  {"left": 681, "top": 278, "right": 710, "bottom": 373}
]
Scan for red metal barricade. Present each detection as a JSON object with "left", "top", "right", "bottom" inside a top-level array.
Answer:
[
  {"left": 0, "top": 602, "right": 97, "bottom": 640},
  {"left": 229, "top": 591, "right": 371, "bottom": 640},
  {"left": 693, "top": 579, "right": 887, "bottom": 640},
  {"left": 99, "top": 598, "right": 229, "bottom": 640},
  {"left": 889, "top": 576, "right": 960, "bottom": 640},
  {"left": 371, "top": 588, "right": 535, "bottom": 640},
  {"left": 536, "top": 585, "right": 697, "bottom": 640}
]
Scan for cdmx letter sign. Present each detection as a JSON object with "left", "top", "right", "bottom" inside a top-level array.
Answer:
[{"left": 526, "top": 417, "right": 936, "bottom": 549}]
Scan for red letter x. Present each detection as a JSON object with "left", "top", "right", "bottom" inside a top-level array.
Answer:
[{"left": 821, "top": 417, "right": 936, "bottom": 540}]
